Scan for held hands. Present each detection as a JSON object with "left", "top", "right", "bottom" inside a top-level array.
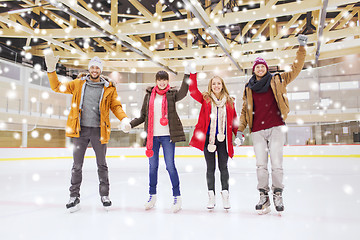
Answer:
[
  {"left": 297, "top": 34, "right": 308, "bottom": 46},
  {"left": 44, "top": 50, "right": 60, "bottom": 73},
  {"left": 184, "top": 61, "right": 196, "bottom": 75},
  {"left": 120, "top": 118, "right": 131, "bottom": 133},
  {"left": 234, "top": 131, "right": 245, "bottom": 146}
]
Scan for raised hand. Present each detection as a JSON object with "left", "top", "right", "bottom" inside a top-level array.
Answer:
[
  {"left": 184, "top": 61, "right": 197, "bottom": 74},
  {"left": 297, "top": 34, "right": 308, "bottom": 46},
  {"left": 44, "top": 50, "right": 60, "bottom": 73}
]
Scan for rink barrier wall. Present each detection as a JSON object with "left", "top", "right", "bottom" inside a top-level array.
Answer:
[{"left": 0, "top": 145, "right": 359, "bottom": 161}]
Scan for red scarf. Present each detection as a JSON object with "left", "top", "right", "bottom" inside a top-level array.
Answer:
[{"left": 146, "top": 85, "right": 170, "bottom": 158}]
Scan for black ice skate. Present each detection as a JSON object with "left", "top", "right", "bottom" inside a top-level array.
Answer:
[
  {"left": 101, "top": 196, "right": 112, "bottom": 210},
  {"left": 273, "top": 189, "right": 284, "bottom": 213},
  {"left": 255, "top": 190, "right": 271, "bottom": 215},
  {"left": 66, "top": 197, "right": 80, "bottom": 213}
]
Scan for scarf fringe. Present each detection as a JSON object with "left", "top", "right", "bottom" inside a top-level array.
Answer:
[{"left": 208, "top": 93, "right": 227, "bottom": 151}]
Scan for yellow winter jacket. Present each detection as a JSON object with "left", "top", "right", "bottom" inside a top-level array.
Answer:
[
  {"left": 47, "top": 72, "right": 127, "bottom": 144},
  {"left": 239, "top": 46, "right": 306, "bottom": 133}
]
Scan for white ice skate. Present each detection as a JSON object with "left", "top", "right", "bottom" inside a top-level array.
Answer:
[
  {"left": 66, "top": 197, "right": 80, "bottom": 213},
  {"left": 221, "top": 190, "right": 231, "bottom": 210},
  {"left": 171, "top": 196, "right": 182, "bottom": 213},
  {"left": 144, "top": 194, "right": 157, "bottom": 210},
  {"left": 207, "top": 190, "right": 215, "bottom": 210}
]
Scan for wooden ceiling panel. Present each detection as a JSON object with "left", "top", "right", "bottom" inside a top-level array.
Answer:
[{"left": 0, "top": 0, "right": 358, "bottom": 74}]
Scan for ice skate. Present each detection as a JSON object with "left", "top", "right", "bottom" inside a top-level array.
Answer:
[
  {"left": 221, "top": 190, "right": 231, "bottom": 210},
  {"left": 255, "top": 190, "right": 271, "bottom": 215},
  {"left": 144, "top": 194, "right": 157, "bottom": 210},
  {"left": 101, "top": 196, "right": 112, "bottom": 210},
  {"left": 207, "top": 190, "right": 215, "bottom": 209},
  {"left": 273, "top": 189, "right": 284, "bottom": 214},
  {"left": 66, "top": 197, "right": 80, "bottom": 213},
  {"left": 171, "top": 196, "right": 182, "bottom": 213}
]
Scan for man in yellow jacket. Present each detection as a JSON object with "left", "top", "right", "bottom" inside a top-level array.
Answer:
[
  {"left": 45, "top": 53, "right": 130, "bottom": 212},
  {"left": 238, "top": 34, "right": 307, "bottom": 215}
]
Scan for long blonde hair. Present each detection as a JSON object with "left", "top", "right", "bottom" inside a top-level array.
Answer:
[{"left": 202, "top": 76, "right": 234, "bottom": 106}]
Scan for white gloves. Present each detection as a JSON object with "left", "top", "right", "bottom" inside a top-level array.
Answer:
[
  {"left": 44, "top": 51, "right": 60, "bottom": 73},
  {"left": 234, "top": 131, "right": 245, "bottom": 146},
  {"left": 297, "top": 34, "right": 308, "bottom": 46},
  {"left": 184, "top": 61, "right": 196, "bottom": 75},
  {"left": 120, "top": 118, "right": 131, "bottom": 133}
]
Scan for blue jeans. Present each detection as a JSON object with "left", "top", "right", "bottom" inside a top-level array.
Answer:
[{"left": 149, "top": 136, "right": 180, "bottom": 196}]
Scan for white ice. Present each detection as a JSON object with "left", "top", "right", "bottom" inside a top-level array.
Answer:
[{"left": 0, "top": 146, "right": 359, "bottom": 240}]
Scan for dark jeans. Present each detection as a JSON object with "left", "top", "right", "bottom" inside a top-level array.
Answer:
[
  {"left": 70, "top": 126, "right": 109, "bottom": 198},
  {"left": 204, "top": 134, "right": 229, "bottom": 192},
  {"left": 149, "top": 136, "right": 180, "bottom": 196}
]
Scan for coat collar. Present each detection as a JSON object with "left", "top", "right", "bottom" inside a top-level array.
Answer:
[{"left": 81, "top": 74, "right": 111, "bottom": 88}]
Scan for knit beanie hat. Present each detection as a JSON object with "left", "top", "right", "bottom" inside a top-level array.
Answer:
[
  {"left": 252, "top": 57, "right": 268, "bottom": 73},
  {"left": 88, "top": 56, "right": 103, "bottom": 72}
]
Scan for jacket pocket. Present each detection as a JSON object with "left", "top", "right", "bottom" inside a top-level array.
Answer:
[
  {"left": 281, "top": 92, "right": 289, "bottom": 109},
  {"left": 67, "top": 117, "right": 79, "bottom": 135},
  {"left": 103, "top": 121, "right": 111, "bottom": 141}
]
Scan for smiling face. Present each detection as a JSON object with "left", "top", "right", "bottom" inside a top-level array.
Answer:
[
  {"left": 89, "top": 65, "right": 101, "bottom": 81},
  {"left": 211, "top": 77, "right": 223, "bottom": 96},
  {"left": 156, "top": 78, "right": 169, "bottom": 90},
  {"left": 254, "top": 64, "right": 267, "bottom": 79}
]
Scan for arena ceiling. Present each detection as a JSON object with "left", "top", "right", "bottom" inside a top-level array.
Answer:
[{"left": 0, "top": 0, "right": 359, "bottom": 75}]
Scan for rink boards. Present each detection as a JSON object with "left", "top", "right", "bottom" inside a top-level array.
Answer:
[{"left": 0, "top": 145, "right": 359, "bottom": 161}]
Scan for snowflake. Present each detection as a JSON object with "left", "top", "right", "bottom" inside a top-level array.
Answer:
[
  {"left": 31, "top": 131, "right": 39, "bottom": 138},
  {"left": 233, "top": 118, "right": 239, "bottom": 126},
  {"left": 140, "top": 131, "right": 147, "bottom": 139},
  {"left": 185, "top": 165, "right": 193, "bottom": 173},
  {"left": 7, "top": 90, "right": 16, "bottom": 99},
  {"left": 44, "top": 133, "right": 51, "bottom": 141},
  {"left": 343, "top": 184, "right": 354, "bottom": 195},
  {"left": 129, "top": 82, "right": 137, "bottom": 90},
  {"left": 13, "top": 132, "right": 21, "bottom": 140},
  {"left": 25, "top": 52, "right": 32, "bottom": 60},
  {"left": 281, "top": 125, "right": 288, "bottom": 133},
  {"left": 46, "top": 107, "right": 54, "bottom": 115},
  {"left": 229, "top": 178, "right": 236, "bottom": 186},
  {"left": 42, "top": 92, "right": 49, "bottom": 99},
  {"left": 59, "top": 85, "right": 66, "bottom": 92},
  {"left": 296, "top": 118, "right": 304, "bottom": 125},
  {"left": 195, "top": 131, "right": 205, "bottom": 140},
  {"left": 128, "top": 177, "right": 136, "bottom": 186},
  {"left": 66, "top": 127, "right": 73, "bottom": 133},
  {"left": 32, "top": 173, "right": 40, "bottom": 182}
]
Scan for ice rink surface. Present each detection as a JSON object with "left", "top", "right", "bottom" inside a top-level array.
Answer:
[{"left": 0, "top": 146, "right": 359, "bottom": 240}]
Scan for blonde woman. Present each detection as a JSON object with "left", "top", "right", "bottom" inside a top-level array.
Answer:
[{"left": 189, "top": 72, "right": 239, "bottom": 210}]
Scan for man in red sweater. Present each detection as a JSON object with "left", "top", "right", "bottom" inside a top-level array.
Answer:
[{"left": 238, "top": 34, "right": 307, "bottom": 214}]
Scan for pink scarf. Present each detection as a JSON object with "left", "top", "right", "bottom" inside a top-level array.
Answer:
[{"left": 146, "top": 85, "right": 170, "bottom": 158}]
